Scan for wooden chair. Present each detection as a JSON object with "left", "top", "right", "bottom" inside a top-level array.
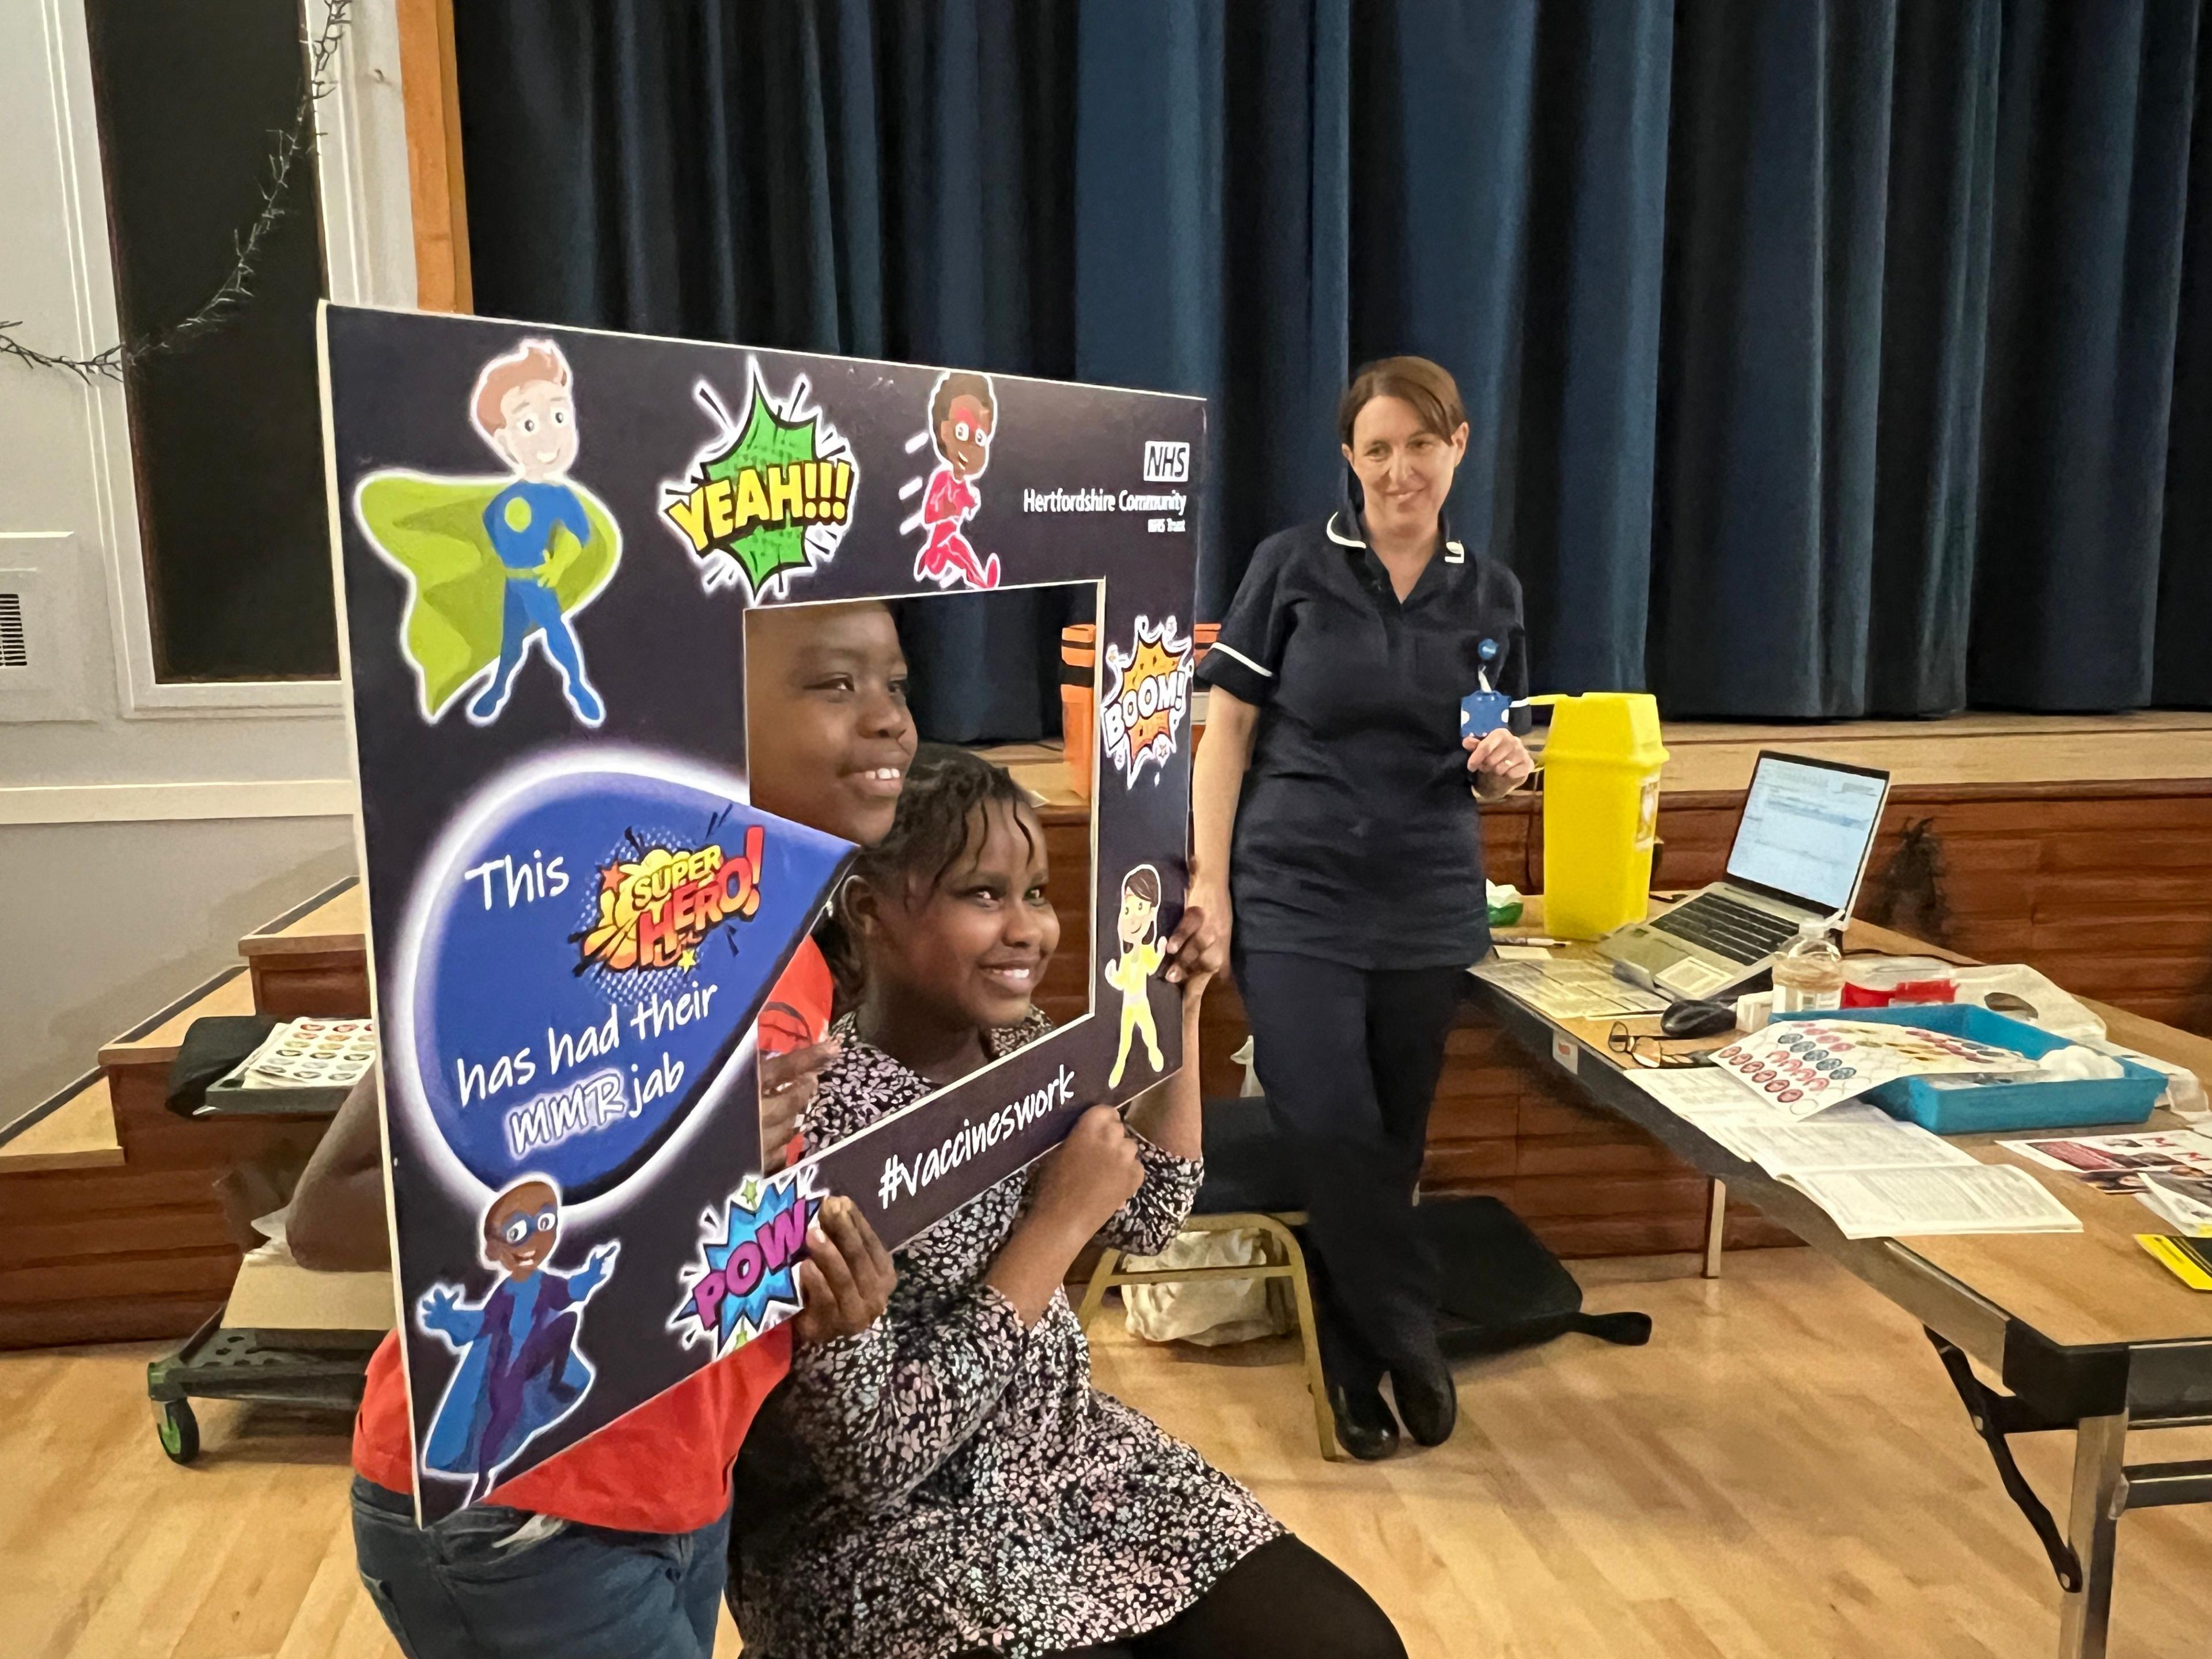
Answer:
[{"left": 1076, "top": 1095, "right": 1339, "bottom": 1460}]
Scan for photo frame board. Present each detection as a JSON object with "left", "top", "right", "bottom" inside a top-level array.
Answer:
[{"left": 320, "top": 303, "right": 1205, "bottom": 1520}]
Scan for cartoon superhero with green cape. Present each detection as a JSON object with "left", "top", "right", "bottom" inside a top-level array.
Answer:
[{"left": 355, "top": 339, "right": 620, "bottom": 726}]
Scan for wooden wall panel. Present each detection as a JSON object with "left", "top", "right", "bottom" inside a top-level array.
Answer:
[
  {"left": 0, "top": 1154, "right": 244, "bottom": 1347},
  {"left": 0, "top": 1050, "right": 334, "bottom": 1350},
  {"left": 1101, "top": 777, "right": 2212, "bottom": 1259},
  {"left": 250, "top": 956, "right": 373, "bottom": 1020}
]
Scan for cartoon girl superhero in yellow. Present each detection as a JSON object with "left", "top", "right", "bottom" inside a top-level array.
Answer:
[{"left": 1104, "top": 864, "right": 1165, "bottom": 1087}]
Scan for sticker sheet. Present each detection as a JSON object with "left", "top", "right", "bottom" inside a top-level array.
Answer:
[
  {"left": 236, "top": 1018, "right": 381, "bottom": 1088},
  {"left": 1710, "top": 1020, "right": 2035, "bottom": 1115},
  {"left": 321, "top": 306, "right": 1205, "bottom": 1518}
]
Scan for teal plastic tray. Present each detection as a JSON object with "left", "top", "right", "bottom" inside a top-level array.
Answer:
[{"left": 1768, "top": 1003, "right": 2163, "bottom": 1135}]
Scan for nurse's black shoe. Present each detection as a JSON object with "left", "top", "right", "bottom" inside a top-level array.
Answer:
[
  {"left": 1389, "top": 1359, "right": 1459, "bottom": 1448},
  {"left": 1328, "top": 1381, "right": 1400, "bottom": 1461}
]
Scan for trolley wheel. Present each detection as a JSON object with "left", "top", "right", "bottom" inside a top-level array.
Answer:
[{"left": 155, "top": 1399, "right": 200, "bottom": 1464}]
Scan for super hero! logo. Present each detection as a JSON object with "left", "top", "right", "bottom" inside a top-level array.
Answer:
[
  {"left": 1099, "top": 613, "right": 1195, "bottom": 788},
  {"left": 577, "top": 824, "right": 765, "bottom": 974}
]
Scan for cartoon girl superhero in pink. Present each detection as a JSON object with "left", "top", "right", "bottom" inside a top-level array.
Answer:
[{"left": 914, "top": 371, "right": 1001, "bottom": 590}]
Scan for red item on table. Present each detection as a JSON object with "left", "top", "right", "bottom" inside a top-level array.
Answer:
[{"left": 1842, "top": 959, "right": 1957, "bottom": 1008}]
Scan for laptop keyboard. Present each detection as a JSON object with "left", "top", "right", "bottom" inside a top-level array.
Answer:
[{"left": 1650, "top": 891, "right": 1801, "bottom": 965}]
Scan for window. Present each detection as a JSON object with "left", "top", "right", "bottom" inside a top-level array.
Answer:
[{"left": 83, "top": 0, "right": 336, "bottom": 681}]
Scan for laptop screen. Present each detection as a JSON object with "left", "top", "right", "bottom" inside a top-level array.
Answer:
[{"left": 1725, "top": 754, "right": 1890, "bottom": 915}]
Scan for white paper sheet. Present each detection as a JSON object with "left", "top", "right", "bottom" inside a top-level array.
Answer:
[
  {"left": 1471, "top": 958, "right": 1668, "bottom": 1020},
  {"left": 1715, "top": 1120, "right": 1978, "bottom": 1176},
  {"left": 1628, "top": 1070, "right": 1902, "bottom": 1150},
  {"left": 226, "top": 1017, "right": 379, "bottom": 1090},
  {"left": 1629, "top": 1066, "right": 1891, "bottom": 1129},
  {"left": 1783, "top": 1164, "right": 2081, "bottom": 1239},
  {"left": 2137, "top": 1173, "right": 2212, "bottom": 1237},
  {"left": 1625, "top": 1066, "right": 1772, "bottom": 1118}
]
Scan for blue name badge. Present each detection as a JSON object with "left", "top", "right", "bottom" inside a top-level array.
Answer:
[
  {"left": 1461, "top": 689, "right": 1513, "bottom": 738},
  {"left": 403, "top": 768, "right": 854, "bottom": 1199}
]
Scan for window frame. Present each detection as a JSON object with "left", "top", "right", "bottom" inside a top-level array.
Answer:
[{"left": 46, "top": 0, "right": 411, "bottom": 717}]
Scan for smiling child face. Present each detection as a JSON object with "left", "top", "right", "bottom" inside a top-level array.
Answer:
[
  {"left": 496, "top": 380, "right": 579, "bottom": 481},
  {"left": 485, "top": 1180, "right": 560, "bottom": 1278},
  {"left": 746, "top": 601, "right": 918, "bottom": 847},
  {"left": 939, "top": 393, "right": 993, "bottom": 480},
  {"left": 865, "top": 799, "right": 1059, "bottom": 1032}
]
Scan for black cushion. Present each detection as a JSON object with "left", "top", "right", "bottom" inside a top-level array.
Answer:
[
  {"left": 165, "top": 1015, "right": 278, "bottom": 1119},
  {"left": 1193, "top": 1094, "right": 1302, "bottom": 1214}
]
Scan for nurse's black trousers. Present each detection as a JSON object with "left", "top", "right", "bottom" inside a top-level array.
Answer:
[{"left": 1234, "top": 950, "right": 1468, "bottom": 1391}]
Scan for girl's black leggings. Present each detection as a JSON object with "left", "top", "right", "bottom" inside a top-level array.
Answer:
[{"left": 955, "top": 1535, "right": 1407, "bottom": 1659}]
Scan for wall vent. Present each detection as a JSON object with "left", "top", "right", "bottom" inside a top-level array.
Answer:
[
  {"left": 0, "top": 536, "right": 96, "bottom": 722},
  {"left": 0, "top": 592, "right": 26, "bottom": 669}
]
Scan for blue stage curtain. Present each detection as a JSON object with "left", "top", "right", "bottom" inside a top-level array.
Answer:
[{"left": 453, "top": 0, "right": 2211, "bottom": 725}]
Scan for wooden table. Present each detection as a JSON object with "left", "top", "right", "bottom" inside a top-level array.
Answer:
[{"left": 1468, "top": 902, "right": 2212, "bottom": 1659}]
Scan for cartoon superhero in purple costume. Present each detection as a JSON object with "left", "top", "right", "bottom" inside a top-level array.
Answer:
[{"left": 417, "top": 1178, "right": 617, "bottom": 1501}]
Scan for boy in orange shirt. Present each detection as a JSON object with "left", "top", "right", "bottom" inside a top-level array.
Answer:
[{"left": 292, "top": 598, "right": 918, "bottom": 1658}]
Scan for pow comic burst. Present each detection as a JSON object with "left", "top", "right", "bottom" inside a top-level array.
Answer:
[{"left": 670, "top": 1166, "right": 824, "bottom": 1355}]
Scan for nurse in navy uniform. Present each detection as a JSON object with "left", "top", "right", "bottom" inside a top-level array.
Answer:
[{"left": 1190, "top": 357, "right": 1535, "bottom": 1460}]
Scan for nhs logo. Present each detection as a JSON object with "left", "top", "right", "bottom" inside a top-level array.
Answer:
[{"left": 1142, "top": 441, "right": 1191, "bottom": 484}]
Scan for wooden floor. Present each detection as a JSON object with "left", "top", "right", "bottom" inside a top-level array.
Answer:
[{"left": 7, "top": 1250, "right": 2210, "bottom": 1658}]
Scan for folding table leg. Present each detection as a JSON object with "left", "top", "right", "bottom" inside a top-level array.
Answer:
[
  {"left": 2056, "top": 1412, "right": 2128, "bottom": 1659},
  {"left": 1702, "top": 1177, "right": 1727, "bottom": 1280}
]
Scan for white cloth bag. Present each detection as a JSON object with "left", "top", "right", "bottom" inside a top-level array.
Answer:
[
  {"left": 1123, "top": 1038, "right": 1289, "bottom": 1345},
  {"left": 1121, "top": 1228, "right": 1289, "bottom": 1346}
]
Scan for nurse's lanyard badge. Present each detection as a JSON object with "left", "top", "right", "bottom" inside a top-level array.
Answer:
[{"left": 1459, "top": 636, "right": 1524, "bottom": 737}]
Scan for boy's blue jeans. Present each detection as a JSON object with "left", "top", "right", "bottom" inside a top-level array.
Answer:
[{"left": 350, "top": 1476, "right": 729, "bottom": 1659}]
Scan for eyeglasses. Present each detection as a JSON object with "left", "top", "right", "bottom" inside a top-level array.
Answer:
[{"left": 1608, "top": 1022, "right": 1718, "bottom": 1069}]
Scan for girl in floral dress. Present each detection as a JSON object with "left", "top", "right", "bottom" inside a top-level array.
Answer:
[{"left": 733, "top": 748, "right": 1404, "bottom": 1659}]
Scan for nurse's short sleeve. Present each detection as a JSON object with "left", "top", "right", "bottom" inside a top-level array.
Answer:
[{"left": 1198, "top": 536, "right": 1296, "bottom": 705}]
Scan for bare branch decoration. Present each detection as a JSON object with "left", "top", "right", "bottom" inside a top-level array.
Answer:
[{"left": 0, "top": 0, "right": 354, "bottom": 382}]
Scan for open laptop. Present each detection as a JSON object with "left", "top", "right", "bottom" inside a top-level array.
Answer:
[{"left": 1600, "top": 751, "right": 1892, "bottom": 1002}]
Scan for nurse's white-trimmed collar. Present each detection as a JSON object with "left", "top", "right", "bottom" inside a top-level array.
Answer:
[{"left": 1330, "top": 494, "right": 1465, "bottom": 563}]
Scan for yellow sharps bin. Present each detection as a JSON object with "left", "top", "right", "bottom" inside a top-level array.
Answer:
[{"left": 1530, "top": 692, "right": 1669, "bottom": 940}]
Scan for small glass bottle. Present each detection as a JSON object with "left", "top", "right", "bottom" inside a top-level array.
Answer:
[{"left": 1771, "top": 918, "right": 1845, "bottom": 1013}]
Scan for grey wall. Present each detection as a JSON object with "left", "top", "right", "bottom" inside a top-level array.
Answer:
[{"left": 0, "top": 818, "right": 358, "bottom": 1109}]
